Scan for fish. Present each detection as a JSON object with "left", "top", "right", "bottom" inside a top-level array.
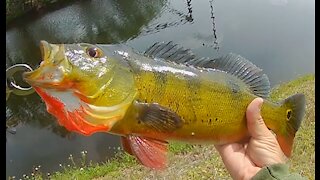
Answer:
[{"left": 23, "top": 41, "right": 305, "bottom": 169}]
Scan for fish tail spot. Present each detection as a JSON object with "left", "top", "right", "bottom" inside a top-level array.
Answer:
[
  {"left": 277, "top": 93, "right": 306, "bottom": 157},
  {"left": 286, "top": 109, "right": 292, "bottom": 121}
]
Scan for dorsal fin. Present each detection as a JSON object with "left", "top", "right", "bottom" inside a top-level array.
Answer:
[
  {"left": 144, "top": 42, "right": 270, "bottom": 98},
  {"left": 144, "top": 41, "right": 197, "bottom": 64},
  {"left": 191, "top": 53, "right": 271, "bottom": 98}
]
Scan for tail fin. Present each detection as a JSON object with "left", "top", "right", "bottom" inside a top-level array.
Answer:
[{"left": 277, "top": 93, "right": 306, "bottom": 157}]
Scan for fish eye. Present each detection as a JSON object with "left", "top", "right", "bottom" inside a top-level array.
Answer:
[{"left": 86, "top": 47, "right": 102, "bottom": 58}]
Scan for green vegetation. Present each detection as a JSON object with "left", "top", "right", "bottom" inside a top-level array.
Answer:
[{"left": 11, "top": 74, "right": 314, "bottom": 180}]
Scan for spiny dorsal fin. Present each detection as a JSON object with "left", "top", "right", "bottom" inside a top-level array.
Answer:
[
  {"left": 144, "top": 41, "right": 197, "bottom": 64},
  {"left": 190, "top": 53, "right": 271, "bottom": 98},
  {"left": 144, "top": 42, "right": 270, "bottom": 98}
]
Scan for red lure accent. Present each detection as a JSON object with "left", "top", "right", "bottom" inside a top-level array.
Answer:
[{"left": 34, "top": 87, "right": 110, "bottom": 136}]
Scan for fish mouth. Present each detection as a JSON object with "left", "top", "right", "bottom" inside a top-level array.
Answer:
[
  {"left": 40, "top": 40, "right": 51, "bottom": 60},
  {"left": 23, "top": 41, "right": 68, "bottom": 89},
  {"left": 23, "top": 67, "right": 63, "bottom": 88}
]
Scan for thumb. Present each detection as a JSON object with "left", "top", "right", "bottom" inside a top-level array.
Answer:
[{"left": 246, "top": 98, "right": 271, "bottom": 138}]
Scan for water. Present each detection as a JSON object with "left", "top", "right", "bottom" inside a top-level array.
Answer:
[{"left": 6, "top": 0, "right": 314, "bottom": 178}]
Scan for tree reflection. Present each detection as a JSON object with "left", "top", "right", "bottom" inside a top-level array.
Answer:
[
  {"left": 141, "top": 1, "right": 195, "bottom": 35},
  {"left": 6, "top": 0, "right": 166, "bottom": 138},
  {"left": 209, "top": 0, "right": 219, "bottom": 50},
  {"left": 140, "top": 0, "right": 220, "bottom": 51},
  {"left": 6, "top": 94, "right": 73, "bottom": 139},
  {"left": 6, "top": 0, "right": 167, "bottom": 67}
]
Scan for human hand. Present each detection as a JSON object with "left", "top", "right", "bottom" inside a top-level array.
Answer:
[{"left": 215, "top": 98, "right": 288, "bottom": 180}]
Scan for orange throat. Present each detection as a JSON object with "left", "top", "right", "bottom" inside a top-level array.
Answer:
[{"left": 33, "top": 87, "right": 114, "bottom": 136}]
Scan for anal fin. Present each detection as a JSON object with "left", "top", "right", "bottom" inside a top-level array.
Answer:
[
  {"left": 122, "top": 135, "right": 168, "bottom": 170},
  {"left": 121, "top": 136, "right": 134, "bottom": 155}
]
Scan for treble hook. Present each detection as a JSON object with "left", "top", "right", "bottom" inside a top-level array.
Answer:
[{"left": 6, "top": 64, "right": 35, "bottom": 100}]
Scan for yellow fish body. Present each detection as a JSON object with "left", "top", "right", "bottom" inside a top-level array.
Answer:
[{"left": 24, "top": 41, "right": 305, "bottom": 169}]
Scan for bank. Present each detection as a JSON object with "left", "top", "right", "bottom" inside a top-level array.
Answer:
[{"left": 20, "top": 74, "right": 315, "bottom": 180}]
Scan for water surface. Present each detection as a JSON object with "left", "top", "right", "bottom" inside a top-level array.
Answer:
[{"left": 6, "top": 0, "right": 314, "bottom": 178}]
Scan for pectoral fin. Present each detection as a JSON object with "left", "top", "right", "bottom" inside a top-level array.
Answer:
[
  {"left": 134, "top": 101, "right": 183, "bottom": 132},
  {"left": 121, "top": 135, "right": 168, "bottom": 169}
]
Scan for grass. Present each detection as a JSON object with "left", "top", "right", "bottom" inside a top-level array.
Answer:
[{"left": 12, "top": 74, "right": 315, "bottom": 180}]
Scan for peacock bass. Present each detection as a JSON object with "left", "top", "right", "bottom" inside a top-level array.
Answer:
[{"left": 23, "top": 41, "right": 305, "bottom": 169}]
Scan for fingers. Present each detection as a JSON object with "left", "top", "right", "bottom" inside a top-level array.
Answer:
[
  {"left": 214, "top": 144, "right": 245, "bottom": 164},
  {"left": 214, "top": 144, "right": 224, "bottom": 153},
  {"left": 215, "top": 143, "right": 245, "bottom": 156},
  {"left": 214, "top": 144, "right": 232, "bottom": 154},
  {"left": 246, "top": 98, "right": 271, "bottom": 138},
  {"left": 214, "top": 143, "right": 250, "bottom": 180}
]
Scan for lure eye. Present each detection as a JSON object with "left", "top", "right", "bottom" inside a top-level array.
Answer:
[{"left": 86, "top": 47, "right": 102, "bottom": 58}]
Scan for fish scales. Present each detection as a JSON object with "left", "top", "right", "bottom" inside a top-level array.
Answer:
[
  {"left": 117, "top": 57, "right": 257, "bottom": 143},
  {"left": 23, "top": 41, "right": 306, "bottom": 169}
]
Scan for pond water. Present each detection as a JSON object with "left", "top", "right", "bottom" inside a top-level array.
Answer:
[{"left": 6, "top": 0, "right": 314, "bottom": 178}]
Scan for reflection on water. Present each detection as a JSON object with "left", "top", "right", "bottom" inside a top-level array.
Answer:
[
  {"left": 6, "top": 0, "right": 314, "bottom": 178},
  {"left": 6, "top": 0, "right": 166, "bottom": 177},
  {"left": 6, "top": 0, "right": 167, "bottom": 67},
  {"left": 141, "top": 1, "right": 194, "bottom": 35},
  {"left": 6, "top": 94, "right": 72, "bottom": 138},
  {"left": 208, "top": 0, "right": 219, "bottom": 50}
]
